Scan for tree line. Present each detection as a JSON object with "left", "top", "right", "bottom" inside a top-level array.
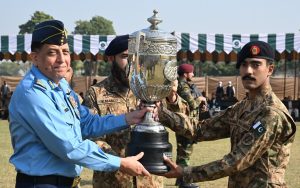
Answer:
[{"left": 18, "top": 11, "right": 115, "bottom": 35}]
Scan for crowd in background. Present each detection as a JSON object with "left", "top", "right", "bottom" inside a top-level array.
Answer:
[
  {"left": 206, "top": 81, "right": 300, "bottom": 121},
  {"left": 205, "top": 81, "right": 238, "bottom": 117}
]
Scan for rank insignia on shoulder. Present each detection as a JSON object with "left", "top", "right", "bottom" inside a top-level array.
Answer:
[
  {"left": 34, "top": 79, "right": 47, "bottom": 90},
  {"left": 251, "top": 121, "right": 266, "bottom": 137}
]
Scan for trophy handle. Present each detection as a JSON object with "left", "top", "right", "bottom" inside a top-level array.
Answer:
[{"left": 133, "top": 31, "right": 146, "bottom": 75}]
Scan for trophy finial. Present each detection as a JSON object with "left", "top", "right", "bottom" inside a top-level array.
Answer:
[{"left": 147, "top": 9, "right": 162, "bottom": 30}]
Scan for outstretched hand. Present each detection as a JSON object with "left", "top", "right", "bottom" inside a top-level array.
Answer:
[
  {"left": 159, "top": 155, "right": 183, "bottom": 178},
  {"left": 119, "top": 152, "right": 150, "bottom": 176}
]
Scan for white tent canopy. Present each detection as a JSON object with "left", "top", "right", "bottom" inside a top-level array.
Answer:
[
  {"left": 174, "top": 32, "right": 300, "bottom": 53},
  {"left": 1, "top": 32, "right": 300, "bottom": 55}
]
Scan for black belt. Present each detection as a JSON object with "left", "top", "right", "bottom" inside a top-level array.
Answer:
[{"left": 16, "top": 172, "right": 81, "bottom": 187}]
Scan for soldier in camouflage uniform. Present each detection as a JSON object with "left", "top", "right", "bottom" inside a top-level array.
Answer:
[
  {"left": 158, "top": 41, "right": 296, "bottom": 188},
  {"left": 175, "top": 64, "right": 206, "bottom": 187},
  {"left": 164, "top": 80, "right": 190, "bottom": 115},
  {"left": 84, "top": 35, "right": 164, "bottom": 188}
]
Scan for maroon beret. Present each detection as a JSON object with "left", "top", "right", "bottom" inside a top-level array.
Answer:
[{"left": 178, "top": 63, "right": 194, "bottom": 74}]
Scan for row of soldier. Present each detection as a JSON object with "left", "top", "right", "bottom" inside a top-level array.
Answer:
[{"left": 8, "top": 20, "right": 296, "bottom": 188}]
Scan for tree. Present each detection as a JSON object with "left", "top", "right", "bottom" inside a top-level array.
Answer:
[
  {"left": 198, "top": 61, "right": 239, "bottom": 76},
  {"left": 0, "top": 61, "right": 32, "bottom": 76},
  {"left": 73, "top": 16, "right": 116, "bottom": 35},
  {"left": 19, "top": 11, "right": 54, "bottom": 34}
]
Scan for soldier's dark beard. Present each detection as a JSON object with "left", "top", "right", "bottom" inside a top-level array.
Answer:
[{"left": 111, "top": 61, "right": 130, "bottom": 88}]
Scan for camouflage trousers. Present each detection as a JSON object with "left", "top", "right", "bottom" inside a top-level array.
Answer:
[
  {"left": 175, "top": 133, "right": 195, "bottom": 166},
  {"left": 93, "top": 171, "right": 164, "bottom": 188}
]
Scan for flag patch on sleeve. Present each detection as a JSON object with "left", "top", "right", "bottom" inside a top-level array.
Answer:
[{"left": 252, "top": 121, "right": 266, "bottom": 137}]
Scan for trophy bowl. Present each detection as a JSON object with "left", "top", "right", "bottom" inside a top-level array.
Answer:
[{"left": 126, "top": 10, "right": 178, "bottom": 174}]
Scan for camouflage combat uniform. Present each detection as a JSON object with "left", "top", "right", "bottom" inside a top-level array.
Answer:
[
  {"left": 176, "top": 77, "right": 203, "bottom": 166},
  {"left": 164, "top": 94, "right": 190, "bottom": 115},
  {"left": 84, "top": 75, "right": 164, "bottom": 188},
  {"left": 159, "top": 85, "right": 296, "bottom": 188}
]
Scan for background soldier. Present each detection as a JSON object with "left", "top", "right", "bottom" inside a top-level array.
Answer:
[
  {"left": 159, "top": 41, "right": 296, "bottom": 188},
  {"left": 226, "top": 81, "right": 235, "bottom": 99},
  {"left": 175, "top": 63, "right": 206, "bottom": 188},
  {"left": 164, "top": 80, "right": 190, "bottom": 115},
  {"left": 65, "top": 67, "right": 83, "bottom": 104},
  {"left": 1, "top": 80, "right": 11, "bottom": 108},
  {"left": 84, "top": 35, "right": 164, "bottom": 188},
  {"left": 215, "top": 81, "right": 224, "bottom": 102}
]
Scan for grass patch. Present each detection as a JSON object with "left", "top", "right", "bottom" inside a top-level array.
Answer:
[{"left": 1, "top": 120, "right": 299, "bottom": 188}]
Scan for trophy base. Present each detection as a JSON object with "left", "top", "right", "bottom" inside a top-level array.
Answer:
[
  {"left": 143, "top": 164, "right": 170, "bottom": 174},
  {"left": 127, "top": 127, "right": 172, "bottom": 174}
]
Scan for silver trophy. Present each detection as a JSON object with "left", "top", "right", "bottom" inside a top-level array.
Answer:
[{"left": 126, "top": 10, "right": 178, "bottom": 174}]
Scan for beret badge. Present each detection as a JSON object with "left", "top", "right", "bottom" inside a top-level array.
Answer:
[{"left": 250, "top": 45, "right": 260, "bottom": 56}]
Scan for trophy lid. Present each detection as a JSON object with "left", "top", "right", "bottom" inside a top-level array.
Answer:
[
  {"left": 129, "top": 10, "right": 177, "bottom": 56},
  {"left": 130, "top": 10, "right": 176, "bottom": 42}
]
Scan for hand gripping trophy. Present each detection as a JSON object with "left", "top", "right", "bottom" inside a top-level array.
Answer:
[{"left": 127, "top": 10, "right": 178, "bottom": 174}]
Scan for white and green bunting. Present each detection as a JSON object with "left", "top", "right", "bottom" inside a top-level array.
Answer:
[
  {"left": 0, "top": 34, "right": 32, "bottom": 54},
  {"left": 174, "top": 32, "right": 300, "bottom": 53},
  {"left": 67, "top": 35, "right": 116, "bottom": 54},
  {"left": 1, "top": 33, "right": 300, "bottom": 54},
  {"left": 0, "top": 34, "right": 116, "bottom": 55}
]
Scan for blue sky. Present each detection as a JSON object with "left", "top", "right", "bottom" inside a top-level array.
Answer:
[{"left": 1, "top": 0, "right": 299, "bottom": 35}]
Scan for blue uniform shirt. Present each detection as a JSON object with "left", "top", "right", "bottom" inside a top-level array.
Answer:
[{"left": 9, "top": 66, "right": 128, "bottom": 177}]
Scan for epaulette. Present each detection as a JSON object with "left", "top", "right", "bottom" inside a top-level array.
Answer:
[{"left": 34, "top": 79, "right": 47, "bottom": 90}]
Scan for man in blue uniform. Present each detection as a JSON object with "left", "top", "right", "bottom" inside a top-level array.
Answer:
[{"left": 9, "top": 20, "right": 152, "bottom": 188}]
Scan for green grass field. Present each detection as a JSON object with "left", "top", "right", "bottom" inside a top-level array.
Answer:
[{"left": 0, "top": 120, "right": 299, "bottom": 188}]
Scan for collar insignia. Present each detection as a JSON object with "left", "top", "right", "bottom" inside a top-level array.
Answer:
[
  {"left": 68, "top": 95, "right": 78, "bottom": 109},
  {"left": 35, "top": 79, "right": 47, "bottom": 90},
  {"left": 48, "top": 80, "right": 56, "bottom": 89}
]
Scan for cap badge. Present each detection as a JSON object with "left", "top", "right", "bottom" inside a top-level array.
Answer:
[{"left": 250, "top": 45, "right": 260, "bottom": 55}]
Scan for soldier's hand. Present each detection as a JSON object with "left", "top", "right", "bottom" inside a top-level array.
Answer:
[
  {"left": 119, "top": 152, "right": 150, "bottom": 176},
  {"left": 167, "top": 91, "right": 178, "bottom": 104},
  {"left": 197, "top": 96, "right": 207, "bottom": 103},
  {"left": 160, "top": 155, "right": 183, "bottom": 178}
]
